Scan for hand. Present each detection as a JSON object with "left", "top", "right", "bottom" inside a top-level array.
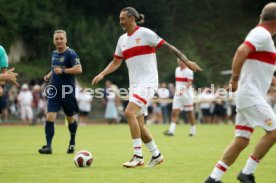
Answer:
[
  {"left": 5, "top": 68, "right": 19, "bottom": 86},
  {"left": 227, "top": 78, "right": 238, "bottom": 92},
  {"left": 53, "top": 67, "right": 63, "bottom": 75},
  {"left": 44, "top": 74, "right": 51, "bottom": 82},
  {"left": 91, "top": 74, "right": 104, "bottom": 85},
  {"left": 185, "top": 61, "right": 202, "bottom": 72}
]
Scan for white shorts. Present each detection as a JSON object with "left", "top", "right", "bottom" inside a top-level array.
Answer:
[
  {"left": 129, "top": 86, "right": 156, "bottom": 117},
  {"left": 235, "top": 103, "right": 276, "bottom": 139},
  {"left": 20, "top": 106, "right": 33, "bottom": 120},
  {"left": 172, "top": 95, "right": 194, "bottom": 111}
]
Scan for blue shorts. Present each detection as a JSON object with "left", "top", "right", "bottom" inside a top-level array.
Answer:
[{"left": 47, "top": 96, "right": 79, "bottom": 117}]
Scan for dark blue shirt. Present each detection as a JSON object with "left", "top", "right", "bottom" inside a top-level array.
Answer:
[{"left": 51, "top": 48, "right": 81, "bottom": 97}]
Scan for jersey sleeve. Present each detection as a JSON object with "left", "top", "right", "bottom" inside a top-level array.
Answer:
[
  {"left": 244, "top": 27, "right": 270, "bottom": 52},
  {"left": 70, "top": 49, "right": 81, "bottom": 66},
  {"left": 114, "top": 38, "right": 124, "bottom": 59},
  {"left": 0, "top": 46, "right": 9, "bottom": 68},
  {"left": 187, "top": 70, "right": 194, "bottom": 81},
  {"left": 144, "top": 29, "right": 165, "bottom": 48}
]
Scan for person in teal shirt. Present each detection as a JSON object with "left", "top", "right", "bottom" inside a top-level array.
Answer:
[{"left": 0, "top": 46, "right": 9, "bottom": 96}]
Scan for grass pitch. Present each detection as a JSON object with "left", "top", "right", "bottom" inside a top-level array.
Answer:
[{"left": 0, "top": 124, "right": 276, "bottom": 183}]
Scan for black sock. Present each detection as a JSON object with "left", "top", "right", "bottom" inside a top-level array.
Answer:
[
  {"left": 45, "top": 121, "right": 54, "bottom": 148},
  {"left": 68, "top": 121, "right": 78, "bottom": 145}
]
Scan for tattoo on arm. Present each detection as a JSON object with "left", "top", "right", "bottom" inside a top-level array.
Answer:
[{"left": 161, "top": 42, "right": 189, "bottom": 63}]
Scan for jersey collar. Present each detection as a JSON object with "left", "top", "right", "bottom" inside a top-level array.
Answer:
[{"left": 127, "top": 26, "right": 140, "bottom": 36}]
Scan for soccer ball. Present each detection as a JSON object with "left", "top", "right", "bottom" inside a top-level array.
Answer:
[{"left": 73, "top": 150, "right": 93, "bottom": 167}]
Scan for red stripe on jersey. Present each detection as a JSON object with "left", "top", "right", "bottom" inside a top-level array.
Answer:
[
  {"left": 176, "top": 77, "right": 193, "bottom": 82},
  {"left": 250, "top": 155, "right": 260, "bottom": 163},
  {"left": 157, "top": 40, "right": 165, "bottom": 48},
  {"left": 216, "top": 163, "right": 227, "bottom": 172},
  {"left": 235, "top": 125, "right": 254, "bottom": 133},
  {"left": 133, "top": 94, "right": 147, "bottom": 105},
  {"left": 114, "top": 54, "right": 124, "bottom": 59},
  {"left": 247, "top": 51, "right": 276, "bottom": 65},
  {"left": 244, "top": 41, "right": 256, "bottom": 52},
  {"left": 123, "top": 46, "right": 156, "bottom": 60}
]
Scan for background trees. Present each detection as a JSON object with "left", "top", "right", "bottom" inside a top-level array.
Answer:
[{"left": 0, "top": 0, "right": 272, "bottom": 86}]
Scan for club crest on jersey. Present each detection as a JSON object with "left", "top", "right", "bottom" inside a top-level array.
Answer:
[
  {"left": 135, "top": 38, "right": 141, "bottom": 44},
  {"left": 59, "top": 57, "right": 65, "bottom": 62}
]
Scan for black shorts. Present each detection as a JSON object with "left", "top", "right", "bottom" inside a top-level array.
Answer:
[
  {"left": 201, "top": 108, "right": 211, "bottom": 117},
  {"left": 47, "top": 96, "right": 79, "bottom": 117},
  {"left": 79, "top": 111, "right": 89, "bottom": 116}
]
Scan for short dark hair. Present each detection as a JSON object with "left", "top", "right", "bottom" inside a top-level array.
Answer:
[
  {"left": 122, "top": 7, "right": 145, "bottom": 24},
  {"left": 260, "top": 3, "right": 276, "bottom": 21}
]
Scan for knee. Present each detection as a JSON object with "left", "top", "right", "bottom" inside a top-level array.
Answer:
[
  {"left": 46, "top": 113, "right": 56, "bottom": 122},
  {"left": 269, "top": 130, "right": 276, "bottom": 141},
  {"left": 124, "top": 110, "right": 135, "bottom": 119},
  {"left": 66, "top": 116, "right": 75, "bottom": 123},
  {"left": 236, "top": 137, "right": 250, "bottom": 149}
]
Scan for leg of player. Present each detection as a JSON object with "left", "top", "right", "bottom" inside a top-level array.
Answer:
[
  {"left": 66, "top": 115, "right": 78, "bottom": 154},
  {"left": 186, "top": 110, "right": 196, "bottom": 136},
  {"left": 137, "top": 115, "right": 164, "bottom": 167},
  {"left": 237, "top": 130, "right": 276, "bottom": 183},
  {"left": 204, "top": 137, "right": 249, "bottom": 183},
  {"left": 122, "top": 102, "right": 144, "bottom": 168},
  {"left": 163, "top": 109, "right": 180, "bottom": 136},
  {"left": 38, "top": 112, "right": 57, "bottom": 154}
]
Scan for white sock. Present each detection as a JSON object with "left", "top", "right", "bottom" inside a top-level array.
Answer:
[
  {"left": 169, "top": 122, "right": 176, "bottom": 133},
  {"left": 242, "top": 156, "right": 260, "bottom": 175},
  {"left": 133, "top": 138, "right": 142, "bottom": 157},
  {"left": 210, "top": 161, "right": 229, "bottom": 181},
  {"left": 145, "top": 140, "right": 160, "bottom": 157},
  {"left": 190, "top": 125, "right": 196, "bottom": 133}
]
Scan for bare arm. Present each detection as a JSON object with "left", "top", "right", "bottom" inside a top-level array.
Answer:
[
  {"left": 0, "top": 68, "right": 19, "bottom": 86},
  {"left": 91, "top": 58, "right": 123, "bottom": 85},
  {"left": 272, "top": 77, "right": 276, "bottom": 85},
  {"left": 64, "top": 65, "right": 82, "bottom": 75},
  {"left": 229, "top": 43, "right": 253, "bottom": 91},
  {"left": 44, "top": 71, "right": 52, "bottom": 82},
  {"left": 53, "top": 65, "right": 82, "bottom": 75},
  {"left": 160, "top": 41, "right": 202, "bottom": 72}
]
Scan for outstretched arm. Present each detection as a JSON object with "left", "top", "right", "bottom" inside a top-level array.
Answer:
[
  {"left": 229, "top": 43, "right": 253, "bottom": 91},
  {"left": 160, "top": 42, "right": 202, "bottom": 72},
  {"left": 91, "top": 58, "right": 123, "bottom": 85}
]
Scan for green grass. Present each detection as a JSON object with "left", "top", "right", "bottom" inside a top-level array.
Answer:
[{"left": 0, "top": 124, "right": 276, "bottom": 183}]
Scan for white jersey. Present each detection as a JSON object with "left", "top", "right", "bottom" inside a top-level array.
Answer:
[
  {"left": 175, "top": 66, "right": 193, "bottom": 96},
  {"left": 236, "top": 25, "right": 276, "bottom": 108},
  {"left": 114, "top": 26, "right": 164, "bottom": 88}
]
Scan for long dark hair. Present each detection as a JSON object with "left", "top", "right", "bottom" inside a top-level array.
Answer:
[{"left": 122, "top": 7, "right": 145, "bottom": 24}]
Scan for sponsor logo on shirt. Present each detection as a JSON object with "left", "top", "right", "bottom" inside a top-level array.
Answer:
[{"left": 59, "top": 57, "right": 65, "bottom": 62}]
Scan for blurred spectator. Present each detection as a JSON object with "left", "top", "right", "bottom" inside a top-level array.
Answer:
[
  {"left": 32, "top": 85, "right": 45, "bottom": 124},
  {"left": 8, "top": 84, "right": 18, "bottom": 115},
  {"left": 17, "top": 83, "right": 33, "bottom": 124},
  {"left": 103, "top": 80, "right": 119, "bottom": 124},
  {"left": 77, "top": 88, "right": 93, "bottom": 123},
  {"left": 198, "top": 87, "right": 215, "bottom": 123},
  {"left": 158, "top": 82, "right": 170, "bottom": 124}
]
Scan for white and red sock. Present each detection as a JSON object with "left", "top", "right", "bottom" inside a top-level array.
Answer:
[
  {"left": 145, "top": 140, "right": 160, "bottom": 157},
  {"left": 133, "top": 138, "right": 142, "bottom": 157},
  {"left": 242, "top": 155, "right": 260, "bottom": 175},
  {"left": 210, "top": 161, "right": 229, "bottom": 181}
]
